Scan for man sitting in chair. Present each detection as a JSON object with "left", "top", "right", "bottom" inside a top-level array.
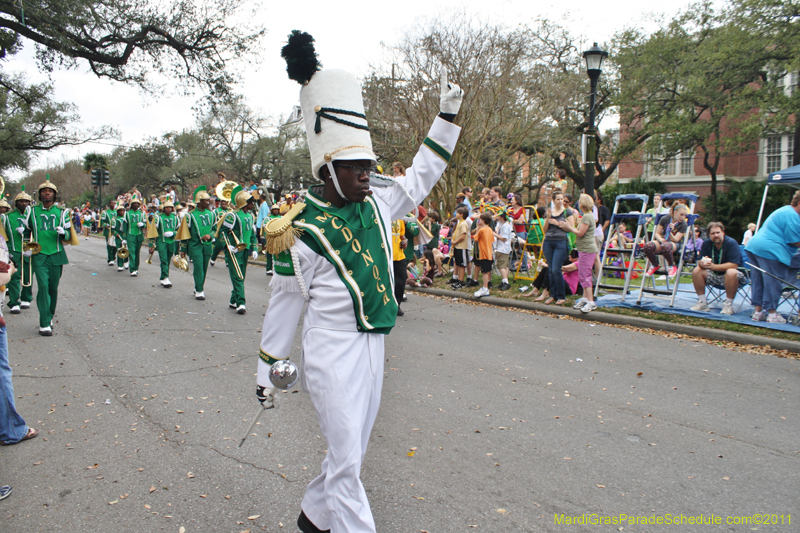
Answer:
[{"left": 690, "top": 222, "right": 746, "bottom": 315}]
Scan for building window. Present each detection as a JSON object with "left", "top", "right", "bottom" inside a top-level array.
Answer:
[
  {"left": 766, "top": 136, "right": 783, "bottom": 174},
  {"left": 680, "top": 151, "right": 693, "bottom": 175},
  {"left": 665, "top": 156, "right": 676, "bottom": 176}
]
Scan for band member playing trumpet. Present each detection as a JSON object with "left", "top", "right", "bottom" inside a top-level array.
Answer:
[
  {"left": 3, "top": 189, "right": 33, "bottom": 314},
  {"left": 149, "top": 201, "right": 179, "bottom": 288},
  {"left": 122, "top": 196, "right": 146, "bottom": 276},
  {"left": 178, "top": 186, "right": 215, "bottom": 300},
  {"left": 100, "top": 198, "right": 117, "bottom": 266},
  {"left": 22, "top": 179, "right": 72, "bottom": 336},
  {"left": 112, "top": 204, "right": 127, "bottom": 271},
  {"left": 219, "top": 186, "right": 258, "bottom": 314}
]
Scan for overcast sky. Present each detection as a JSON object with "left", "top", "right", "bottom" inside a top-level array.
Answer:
[{"left": 5, "top": 0, "right": 699, "bottom": 178}]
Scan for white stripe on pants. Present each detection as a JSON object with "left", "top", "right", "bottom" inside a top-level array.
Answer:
[{"left": 301, "top": 327, "right": 384, "bottom": 533}]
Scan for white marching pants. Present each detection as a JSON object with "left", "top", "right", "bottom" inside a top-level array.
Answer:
[{"left": 301, "top": 328, "right": 384, "bottom": 533}]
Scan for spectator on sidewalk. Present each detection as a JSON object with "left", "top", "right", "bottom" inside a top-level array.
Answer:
[
  {"left": 643, "top": 204, "right": 689, "bottom": 279},
  {"left": 561, "top": 194, "right": 598, "bottom": 313},
  {"left": 0, "top": 235, "right": 38, "bottom": 446},
  {"left": 448, "top": 207, "right": 470, "bottom": 289},
  {"left": 745, "top": 191, "right": 800, "bottom": 323},
  {"left": 690, "top": 222, "right": 745, "bottom": 315},
  {"left": 473, "top": 212, "right": 494, "bottom": 298},
  {"left": 742, "top": 222, "right": 756, "bottom": 245},
  {"left": 542, "top": 191, "right": 574, "bottom": 305},
  {"left": 493, "top": 210, "right": 512, "bottom": 290}
]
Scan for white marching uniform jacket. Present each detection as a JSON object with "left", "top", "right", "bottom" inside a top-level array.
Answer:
[{"left": 256, "top": 117, "right": 460, "bottom": 533}]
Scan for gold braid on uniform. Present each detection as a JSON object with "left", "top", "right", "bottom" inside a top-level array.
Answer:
[{"left": 264, "top": 202, "right": 306, "bottom": 255}]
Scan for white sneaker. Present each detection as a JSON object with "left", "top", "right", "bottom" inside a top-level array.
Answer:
[
  {"left": 572, "top": 298, "right": 587, "bottom": 310},
  {"left": 19, "top": 301, "right": 30, "bottom": 309},
  {"left": 751, "top": 310, "right": 766, "bottom": 322},
  {"left": 720, "top": 302, "right": 734, "bottom": 315},
  {"left": 767, "top": 313, "right": 787, "bottom": 324},
  {"left": 123, "top": 262, "right": 129, "bottom": 269},
  {"left": 117, "top": 266, "right": 124, "bottom": 272},
  {"left": 9, "top": 306, "right": 20, "bottom": 314},
  {"left": 474, "top": 287, "right": 489, "bottom": 298},
  {"left": 130, "top": 271, "right": 138, "bottom": 277},
  {"left": 229, "top": 303, "right": 236, "bottom": 309},
  {"left": 209, "top": 260, "right": 215, "bottom": 266},
  {"left": 108, "top": 260, "right": 114, "bottom": 266},
  {"left": 236, "top": 305, "right": 246, "bottom": 315},
  {"left": 690, "top": 301, "right": 710, "bottom": 312},
  {"left": 38, "top": 326, "right": 52, "bottom": 336},
  {"left": 161, "top": 278, "right": 172, "bottom": 288},
  {"left": 580, "top": 301, "right": 597, "bottom": 313},
  {"left": 195, "top": 291, "right": 205, "bottom": 300},
  {"left": 266, "top": 269, "right": 273, "bottom": 275}
]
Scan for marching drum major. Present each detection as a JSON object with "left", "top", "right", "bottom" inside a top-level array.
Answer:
[{"left": 256, "top": 32, "right": 462, "bottom": 533}]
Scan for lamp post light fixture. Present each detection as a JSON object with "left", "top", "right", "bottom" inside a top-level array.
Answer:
[{"left": 582, "top": 42, "right": 608, "bottom": 197}]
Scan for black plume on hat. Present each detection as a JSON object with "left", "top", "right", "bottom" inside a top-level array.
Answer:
[{"left": 282, "top": 30, "right": 321, "bottom": 85}]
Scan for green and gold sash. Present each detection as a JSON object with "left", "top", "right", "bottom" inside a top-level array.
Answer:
[{"left": 295, "top": 192, "right": 397, "bottom": 334}]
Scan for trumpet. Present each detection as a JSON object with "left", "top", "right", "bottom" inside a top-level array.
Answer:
[
  {"left": 117, "top": 241, "right": 130, "bottom": 259},
  {"left": 21, "top": 235, "right": 40, "bottom": 288}
]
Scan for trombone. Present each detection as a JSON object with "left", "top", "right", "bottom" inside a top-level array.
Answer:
[
  {"left": 221, "top": 232, "right": 245, "bottom": 280},
  {"left": 21, "top": 235, "right": 40, "bottom": 287}
]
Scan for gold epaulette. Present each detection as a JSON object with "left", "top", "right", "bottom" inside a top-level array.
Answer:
[{"left": 264, "top": 202, "right": 306, "bottom": 255}]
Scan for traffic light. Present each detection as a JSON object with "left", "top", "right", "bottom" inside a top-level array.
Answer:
[
  {"left": 91, "top": 168, "right": 100, "bottom": 185},
  {"left": 103, "top": 170, "right": 110, "bottom": 185}
]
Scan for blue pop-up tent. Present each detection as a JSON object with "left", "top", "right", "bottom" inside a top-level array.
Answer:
[{"left": 756, "top": 164, "right": 800, "bottom": 230}]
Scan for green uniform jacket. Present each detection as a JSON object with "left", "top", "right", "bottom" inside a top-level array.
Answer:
[
  {"left": 180, "top": 209, "right": 216, "bottom": 252},
  {"left": 100, "top": 208, "right": 116, "bottom": 236},
  {"left": 221, "top": 210, "right": 258, "bottom": 252},
  {"left": 3, "top": 209, "right": 30, "bottom": 252},
  {"left": 152, "top": 213, "right": 179, "bottom": 244},
  {"left": 22, "top": 204, "right": 69, "bottom": 265}
]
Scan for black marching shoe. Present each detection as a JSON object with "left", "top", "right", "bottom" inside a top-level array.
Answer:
[
  {"left": 396, "top": 306, "right": 404, "bottom": 317},
  {"left": 465, "top": 279, "right": 480, "bottom": 288},
  {"left": 297, "top": 510, "right": 330, "bottom": 533}
]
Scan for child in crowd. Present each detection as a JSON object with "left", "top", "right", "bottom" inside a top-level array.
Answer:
[
  {"left": 473, "top": 212, "right": 494, "bottom": 298},
  {"left": 406, "top": 258, "right": 432, "bottom": 287},
  {"left": 609, "top": 222, "right": 634, "bottom": 249},
  {"left": 448, "top": 207, "right": 470, "bottom": 289},
  {"left": 493, "top": 210, "right": 512, "bottom": 290},
  {"left": 559, "top": 194, "right": 598, "bottom": 313},
  {"left": 643, "top": 203, "right": 689, "bottom": 278}
]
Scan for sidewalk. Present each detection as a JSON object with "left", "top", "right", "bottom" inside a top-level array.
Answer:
[{"left": 410, "top": 286, "right": 800, "bottom": 354}]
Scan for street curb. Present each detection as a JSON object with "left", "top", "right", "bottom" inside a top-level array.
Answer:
[{"left": 409, "top": 286, "right": 800, "bottom": 354}]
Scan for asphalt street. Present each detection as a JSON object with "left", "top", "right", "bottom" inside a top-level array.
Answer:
[{"left": 1, "top": 237, "right": 798, "bottom": 532}]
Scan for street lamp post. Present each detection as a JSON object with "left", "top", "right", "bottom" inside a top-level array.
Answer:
[{"left": 582, "top": 42, "right": 608, "bottom": 197}]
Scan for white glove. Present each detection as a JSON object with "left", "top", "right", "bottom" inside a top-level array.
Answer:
[
  {"left": 439, "top": 71, "right": 463, "bottom": 115},
  {"left": 22, "top": 250, "right": 32, "bottom": 258},
  {"left": 15, "top": 226, "right": 25, "bottom": 235},
  {"left": 228, "top": 245, "right": 237, "bottom": 254},
  {"left": 250, "top": 251, "right": 258, "bottom": 261},
  {"left": 56, "top": 227, "right": 66, "bottom": 235},
  {"left": 122, "top": 240, "right": 127, "bottom": 246},
  {"left": 137, "top": 222, "right": 145, "bottom": 228},
  {"left": 63, "top": 222, "right": 71, "bottom": 230},
  {"left": 164, "top": 231, "right": 174, "bottom": 238}
]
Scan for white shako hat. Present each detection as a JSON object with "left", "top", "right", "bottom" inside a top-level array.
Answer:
[{"left": 282, "top": 31, "right": 376, "bottom": 192}]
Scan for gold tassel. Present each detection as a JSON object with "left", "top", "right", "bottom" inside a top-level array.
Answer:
[{"left": 265, "top": 226, "right": 303, "bottom": 255}]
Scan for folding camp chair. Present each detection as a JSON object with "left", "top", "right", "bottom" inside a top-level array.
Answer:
[{"left": 705, "top": 267, "right": 752, "bottom": 313}]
